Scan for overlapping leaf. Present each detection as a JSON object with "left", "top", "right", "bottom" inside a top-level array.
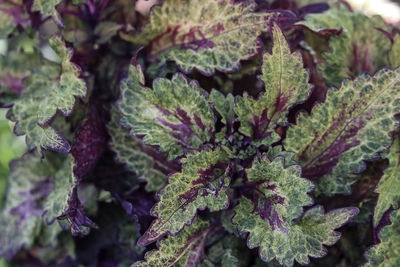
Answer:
[
  {"left": 235, "top": 25, "right": 311, "bottom": 145},
  {"left": 133, "top": 218, "right": 210, "bottom": 266},
  {"left": 122, "top": 0, "right": 291, "bottom": 75},
  {"left": 285, "top": 67, "right": 400, "bottom": 195},
  {"left": 0, "top": 152, "right": 63, "bottom": 259},
  {"left": 365, "top": 209, "right": 400, "bottom": 267},
  {"left": 373, "top": 137, "right": 400, "bottom": 227},
  {"left": 298, "top": 5, "right": 391, "bottom": 86},
  {"left": 138, "top": 148, "right": 230, "bottom": 246},
  {"left": 32, "top": 0, "right": 62, "bottom": 26},
  {"left": 108, "top": 108, "right": 169, "bottom": 192},
  {"left": 118, "top": 64, "right": 214, "bottom": 160},
  {"left": 233, "top": 198, "right": 358, "bottom": 266},
  {"left": 245, "top": 155, "right": 315, "bottom": 223},
  {"left": 6, "top": 36, "right": 87, "bottom": 152}
]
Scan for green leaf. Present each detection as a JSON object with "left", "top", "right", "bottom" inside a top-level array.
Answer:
[
  {"left": 37, "top": 37, "right": 87, "bottom": 126},
  {"left": 221, "top": 249, "right": 239, "bottom": 267},
  {"left": 298, "top": 5, "right": 391, "bottom": 86},
  {"left": 235, "top": 25, "right": 311, "bottom": 144},
  {"left": 7, "top": 37, "right": 87, "bottom": 153},
  {"left": 284, "top": 67, "right": 400, "bottom": 195},
  {"left": 365, "top": 209, "right": 400, "bottom": 267},
  {"left": 233, "top": 198, "right": 358, "bottom": 267},
  {"left": 133, "top": 218, "right": 210, "bottom": 266},
  {"left": 373, "top": 137, "right": 400, "bottom": 226},
  {"left": 107, "top": 108, "right": 167, "bottom": 192},
  {"left": 32, "top": 0, "right": 63, "bottom": 26},
  {"left": 42, "top": 155, "right": 75, "bottom": 224},
  {"left": 138, "top": 148, "right": 230, "bottom": 246},
  {"left": 390, "top": 34, "right": 400, "bottom": 68},
  {"left": 209, "top": 89, "right": 235, "bottom": 125},
  {"left": 118, "top": 64, "right": 214, "bottom": 160},
  {"left": 121, "top": 0, "right": 282, "bottom": 75}
]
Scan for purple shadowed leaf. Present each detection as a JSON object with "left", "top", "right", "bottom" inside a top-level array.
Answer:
[
  {"left": 58, "top": 186, "right": 97, "bottom": 236},
  {"left": 116, "top": 189, "right": 155, "bottom": 234},
  {"left": 71, "top": 103, "right": 109, "bottom": 180}
]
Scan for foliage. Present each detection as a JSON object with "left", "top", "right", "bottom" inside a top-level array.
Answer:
[{"left": 0, "top": 0, "right": 399, "bottom": 266}]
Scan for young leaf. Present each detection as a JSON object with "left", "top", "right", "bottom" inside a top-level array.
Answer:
[
  {"left": 122, "top": 0, "right": 291, "bottom": 75},
  {"left": 235, "top": 25, "right": 311, "bottom": 144},
  {"left": 133, "top": 218, "right": 210, "bottom": 266},
  {"left": 118, "top": 64, "right": 214, "bottom": 160},
  {"left": 365, "top": 209, "right": 400, "bottom": 267},
  {"left": 285, "top": 67, "right": 400, "bottom": 195},
  {"left": 108, "top": 108, "right": 169, "bottom": 192},
  {"left": 298, "top": 5, "right": 391, "bottom": 86},
  {"left": 373, "top": 137, "right": 400, "bottom": 227},
  {"left": 32, "top": 0, "right": 63, "bottom": 26},
  {"left": 233, "top": 199, "right": 358, "bottom": 267},
  {"left": 138, "top": 148, "right": 230, "bottom": 246},
  {"left": 209, "top": 89, "right": 235, "bottom": 125}
]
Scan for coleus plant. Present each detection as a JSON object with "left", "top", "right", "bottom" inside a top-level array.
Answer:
[{"left": 0, "top": 0, "right": 400, "bottom": 266}]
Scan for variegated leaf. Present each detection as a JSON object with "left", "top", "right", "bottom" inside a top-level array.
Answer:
[
  {"left": 285, "top": 67, "right": 400, "bottom": 195},
  {"left": 235, "top": 25, "right": 311, "bottom": 145},
  {"left": 118, "top": 64, "right": 214, "bottom": 160},
  {"left": 365, "top": 209, "right": 400, "bottom": 267},
  {"left": 138, "top": 148, "right": 230, "bottom": 246},
  {"left": 122, "top": 0, "right": 291, "bottom": 75},
  {"left": 245, "top": 155, "right": 314, "bottom": 222},
  {"left": 0, "top": 152, "right": 64, "bottom": 259},
  {"left": 298, "top": 4, "right": 391, "bottom": 86},
  {"left": 6, "top": 37, "right": 87, "bottom": 153},
  {"left": 32, "top": 0, "right": 63, "bottom": 26},
  {"left": 133, "top": 218, "right": 210, "bottom": 266},
  {"left": 233, "top": 199, "right": 358, "bottom": 267},
  {"left": 373, "top": 137, "right": 400, "bottom": 226},
  {"left": 108, "top": 108, "right": 169, "bottom": 192}
]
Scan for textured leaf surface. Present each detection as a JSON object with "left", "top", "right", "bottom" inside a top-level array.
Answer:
[
  {"left": 123, "top": 0, "right": 285, "bottom": 75},
  {"left": 6, "top": 37, "right": 87, "bottom": 153},
  {"left": 373, "top": 137, "right": 400, "bottom": 227},
  {"left": 365, "top": 209, "right": 400, "bottom": 267},
  {"left": 32, "top": 0, "right": 62, "bottom": 26},
  {"left": 0, "top": 152, "right": 62, "bottom": 259},
  {"left": 233, "top": 199, "right": 358, "bottom": 266},
  {"left": 235, "top": 25, "right": 311, "bottom": 143},
  {"left": 37, "top": 37, "right": 87, "bottom": 126},
  {"left": 138, "top": 148, "right": 230, "bottom": 246},
  {"left": 133, "top": 218, "right": 210, "bottom": 266},
  {"left": 108, "top": 108, "right": 168, "bottom": 192},
  {"left": 285, "top": 68, "right": 400, "bottom": 195},
  {"left": 298, "top": 5, "right": 391, "bottom": 86},
  {"left": 118, "top": 64, "right": 214, "bottom": 160},
  {"left": 246, "top": 155, "right": 314, "bottom": 222},
  {"left": 209, "top": 89, "right": 235, "bottom": 125}
]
